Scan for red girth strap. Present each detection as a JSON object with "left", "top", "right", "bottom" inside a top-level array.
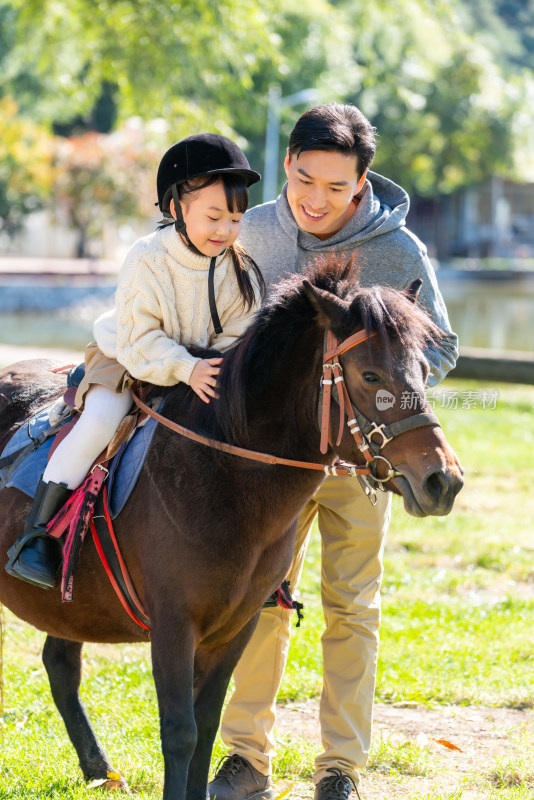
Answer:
[{"left": 90, "top": 487, "right": 151, "bottom": 631}]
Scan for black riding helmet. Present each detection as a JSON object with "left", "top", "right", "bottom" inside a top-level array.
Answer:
[
  {"left": 157, "top": 133, "right": 261, "bottom": 237},
  {"left": 156, "top": 133, "right": 260, "bottom": 335}
]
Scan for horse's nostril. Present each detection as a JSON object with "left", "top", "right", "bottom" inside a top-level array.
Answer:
[
  {"left": 453, "top": 474, "right": 464, "bottom": 497},
  {"left": 423, "top": 469, "right": 450, "bottom": 501}
]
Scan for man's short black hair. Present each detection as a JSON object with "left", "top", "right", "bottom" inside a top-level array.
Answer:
[{"left": 288, "top": 103, "right": 377, "bottom": 176}]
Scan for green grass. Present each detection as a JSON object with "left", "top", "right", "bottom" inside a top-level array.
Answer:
[
  {"left": 367, "top": 735, "right": 435, "bottom": 777},
  {"left": 485, "top": 755, "right": 534, "bottom": 789},
  {"left": 1, "top": 378, "right": 534, "bottom": 796},
  {"left": 0, "top": 617, "right": 162, "bottom": 797}
]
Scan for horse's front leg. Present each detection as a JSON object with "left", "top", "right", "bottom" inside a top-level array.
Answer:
[
  {"left": 42, "top": 636, "right": 126, "bottom": 787},
  {"left": 151, "top": 616, "right": 198, "bottom": 800},
  {"left": 187, "top": 615, "right": 260, "bottom": 800}
]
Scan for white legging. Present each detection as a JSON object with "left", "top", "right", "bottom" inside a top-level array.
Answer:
[{"left": 43, "top": 385, "right": 133, "bottom": 490}]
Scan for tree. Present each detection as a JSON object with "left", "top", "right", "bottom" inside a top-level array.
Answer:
[
  {"left": 4, "top": 0, "right": 320, "bottom": 130},
  {"left": 1, "top": 0, "right": 533, "bottom": 208},
  {"left": 0, "top": 96, "right": 55, "bottom": 236},
  {"left": 53, "top": 120, "right": 167, "bottom": 256},
  {"left": 330, "top": 0, "right": 530, "bottom": 195},
  {"left": 2, "top": 0, "right": 349, "bottom": 203}
]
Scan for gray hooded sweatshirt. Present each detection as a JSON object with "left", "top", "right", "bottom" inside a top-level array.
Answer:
[{"left": 238, "top": 171, "right": 458, "bottom": 386}]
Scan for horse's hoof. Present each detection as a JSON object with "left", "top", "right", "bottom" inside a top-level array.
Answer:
[
  {"left": 86, "top": 772, "right": 130, "bottom": 793},
  {"left": 105, "top": 777, "right": 130, "bottom": 792}
]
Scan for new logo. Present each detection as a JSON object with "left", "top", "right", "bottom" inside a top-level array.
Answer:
[{"left": 376, "top": 389, "right": 395, "bottom": 410}]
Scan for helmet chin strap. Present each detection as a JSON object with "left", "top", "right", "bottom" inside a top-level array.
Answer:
[
  {"left": 208, "top": 256, "right": 223, "bottom": 334},
  {"left": 170, "top": 183, "right": 223, "bottom": 335},
  {"left": 171, "top": 183, "right": 199, "bottom": 252}
]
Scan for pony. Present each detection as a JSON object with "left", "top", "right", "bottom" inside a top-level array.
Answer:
[{"left": 0, "top": 255, "right": 463, "bottom": 799}]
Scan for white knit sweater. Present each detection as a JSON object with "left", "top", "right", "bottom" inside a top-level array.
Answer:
[{"left": 94, "top": 225, "right": 260, "bottom": 386}]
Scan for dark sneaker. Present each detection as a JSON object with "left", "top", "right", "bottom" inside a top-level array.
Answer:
[
  {"left": 208, "top": 754, "right": 273, "bottom": 800},
  {"left": 314, "top": 768, "right": 361, "bottom": 800}
]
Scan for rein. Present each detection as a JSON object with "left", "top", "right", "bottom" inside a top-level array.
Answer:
[
  {"left": 131, "top": 390, "right": 370, "bottom": 478},
  {"left": 131, "top": 327, "right": 441, "bottom": 493}
]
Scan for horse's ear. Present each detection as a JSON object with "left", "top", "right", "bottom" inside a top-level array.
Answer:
[
  {"left": 302, "top": 280, "right": 349, "bottom": 329},
  {"left": 404, "top": 278, "right": 423, "bottom": 303}
]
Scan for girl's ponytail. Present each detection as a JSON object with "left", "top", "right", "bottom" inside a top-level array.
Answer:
[{"left": 229, "top": 243, "right": 265, "bottom": 312}]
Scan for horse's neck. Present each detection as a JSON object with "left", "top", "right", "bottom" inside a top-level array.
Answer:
[{"left": 243, "top": 324, "right": 324, "bottom": 457}]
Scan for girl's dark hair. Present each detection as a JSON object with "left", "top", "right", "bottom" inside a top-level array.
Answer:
[
  {"left": 288, "top": 103, "right": 377, "bottom": 176},
  {"left": 164, "top": 173, "right": 265, "bottom": 311}
]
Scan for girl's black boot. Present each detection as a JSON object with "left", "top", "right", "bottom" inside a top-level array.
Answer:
[{"left": 5, "top": 479, "right": 72, "bottom": 589}]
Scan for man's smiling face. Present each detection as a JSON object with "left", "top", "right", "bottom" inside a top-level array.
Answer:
[{"left": 284, "top": 149, "right": 361, "bottom": 240}]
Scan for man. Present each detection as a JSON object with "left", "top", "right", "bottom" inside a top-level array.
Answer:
[{"left": 208, "top": 104, "right": 458, "bottom": 800}]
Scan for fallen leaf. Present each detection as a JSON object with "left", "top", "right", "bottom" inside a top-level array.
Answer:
[{"left": 431, "top": 737, "right": 463, "bottom": 752}]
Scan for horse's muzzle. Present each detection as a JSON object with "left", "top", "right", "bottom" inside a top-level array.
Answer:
[
  {"left": 422, "top": 467, "right": 464, "bottom": 513},
  {"left": 392, "top": 464, "right": 464, "bottom": 518}
]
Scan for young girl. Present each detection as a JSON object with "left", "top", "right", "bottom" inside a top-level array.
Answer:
[{"left": 6, "top": 133, "right": 264, "bottom": 590}]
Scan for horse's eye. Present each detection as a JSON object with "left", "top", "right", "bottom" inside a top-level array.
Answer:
[{"left": 362, "top": 371, "right": 382, "bottom": 384}]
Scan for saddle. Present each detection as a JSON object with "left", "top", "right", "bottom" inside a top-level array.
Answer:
[
  {"left": 0, "top": 366, "right": 161, "bottom": 628},
  {"left": 0, "top": 369, "right": 161, "bottom": 517}
]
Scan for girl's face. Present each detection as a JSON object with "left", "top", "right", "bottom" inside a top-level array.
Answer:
[{"left": 171, "top": 179, "right": 243, "bottom": 257}]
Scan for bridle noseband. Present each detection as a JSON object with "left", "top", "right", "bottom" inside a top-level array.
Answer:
[{"left": 131, "top": 326, "right": 441, "bottom": 505}]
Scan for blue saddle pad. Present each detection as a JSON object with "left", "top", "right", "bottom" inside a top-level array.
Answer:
[{"left": 0, "top": 403, "right": 162, "bottom": 519}]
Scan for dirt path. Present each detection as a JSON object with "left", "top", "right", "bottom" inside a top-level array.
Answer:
[{"left": 275, "top": 700, "right": 534, "bottom": 799}]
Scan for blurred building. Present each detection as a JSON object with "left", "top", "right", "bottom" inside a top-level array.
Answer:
[{"left": 408, "top": 177, "right": 534, "bottom": 263}]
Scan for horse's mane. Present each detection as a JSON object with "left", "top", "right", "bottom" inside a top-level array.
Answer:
[{"left": 163, "top": 253, "right": 442, "bottom": 445}]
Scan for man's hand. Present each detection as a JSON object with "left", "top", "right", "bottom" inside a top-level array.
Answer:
[{"left": 190, "top": 357, "right": 223, "bottom": 403}]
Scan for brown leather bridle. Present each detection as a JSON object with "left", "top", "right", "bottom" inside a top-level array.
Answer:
[
  {"left": 131, "top": 327, "right": 440, "bottom": 502},
  {"left": 318, "top": 329, "right": 441, "bottom": 498}
]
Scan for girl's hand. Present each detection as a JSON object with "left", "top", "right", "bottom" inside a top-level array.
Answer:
[{"left": 190, "top": 358, "right": 223, "bottom": 403}]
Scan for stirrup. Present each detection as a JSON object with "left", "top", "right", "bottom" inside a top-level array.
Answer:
[{"left": 5, "top": 527, "right": 51, "bottom": 570}]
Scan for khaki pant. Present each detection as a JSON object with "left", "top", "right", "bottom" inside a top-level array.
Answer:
[
  {"left": 220, "top": 475, "right": 391, "bottom": 786},
  {"left": 75, "top": 342, "right": 133, "bottom": 411}
]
